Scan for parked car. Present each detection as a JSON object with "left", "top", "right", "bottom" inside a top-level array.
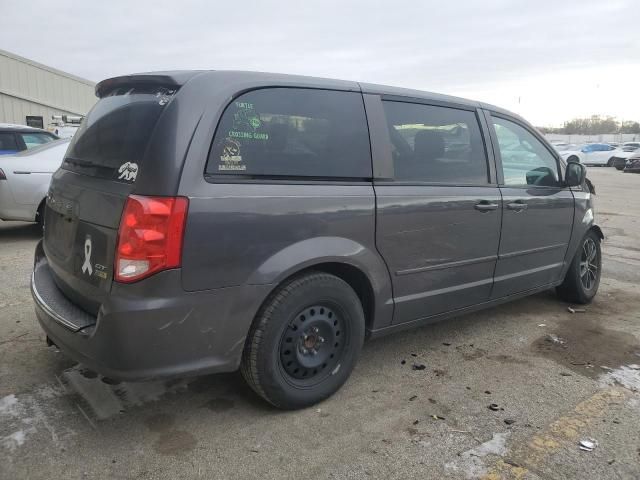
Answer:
[
  {"left": 552, "top": 143, "right": 579, "bottom": 153},
  {"left": 48, "top": 115, "right": 83, "bottom": 139},
  {"left": 31, "top": 71, "right": 602, "bottom": 409},
  {"left": 0, "top": 138, "right": 70, "bottom": 225},
  {"left": 623, "top": 152, "right": 640, "bottom": 173},
  {"left": 558, "top": 142, "right": 618, "bottom": 166},
  {"left": 610, "top": 142, "right": 640, "bottom": 170},
  {"left": 0, "top": 123, "right": 59, "bottom": 155},
  {"left": 621, "top": 141, "right": 640, "bottom": 151}
]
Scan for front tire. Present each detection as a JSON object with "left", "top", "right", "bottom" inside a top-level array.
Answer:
[
  {"left": 241, "top": 272, "right": 365, "bottom": 409},
  {"left": 607, "top": 158, "right": 614, "bottom": 167},
  {"left": 556, "top": 231, "right": 602, "bottom": 304}
]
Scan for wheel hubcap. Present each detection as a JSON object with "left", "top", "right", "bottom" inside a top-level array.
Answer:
[
  {"left": 579, "top": 237, "right": 599, "bottom": 291},
  {"left": 280, "top": 305, "right": 345, "bottom": 381}
]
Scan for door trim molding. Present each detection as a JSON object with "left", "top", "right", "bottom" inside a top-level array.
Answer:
[
  {"left": 493, "top": 262, "right": 564, "bottom": 283},
  {"left": 394, "top": 277, "right": 494, "bottom": 304},
  {"left": 396, "top": 254, "right": 498, "bottom": 276},
  {"left": 498, "top": 243, "right": 566, "bottom": 260}
]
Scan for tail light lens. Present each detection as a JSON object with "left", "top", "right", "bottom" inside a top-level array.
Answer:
[{"left": 115, "top": 195, "right": 188, "bottom": 283}]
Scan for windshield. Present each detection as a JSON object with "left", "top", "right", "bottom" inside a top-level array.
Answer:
[{"left": 61, "top": 86, "right": 176, "bottom": 180}]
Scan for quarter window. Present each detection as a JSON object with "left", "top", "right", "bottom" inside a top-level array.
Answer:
[
  {"left": 492, "top": 117, "right": 560, "bottom": 187},
  {"left": 207, "top": 88, "right": 371, "bottom": 179},
  {"left": 20, "top": 133, "right": 55, "bottom": 149},
  {"left": 381, "top": 101, "right": 489, "bottom": 184}
]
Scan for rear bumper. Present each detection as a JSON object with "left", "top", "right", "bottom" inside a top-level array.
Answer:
[{"left": 31, "top": 240, "right": 272, "bottom": 381}]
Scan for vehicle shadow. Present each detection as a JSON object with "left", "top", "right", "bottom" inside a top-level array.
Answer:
[
  {"left": 0, "top": 221, "right": 42, "bottom": 242},
  {"left": 61, "top": 290, "right": 562, "bottom": 426}
]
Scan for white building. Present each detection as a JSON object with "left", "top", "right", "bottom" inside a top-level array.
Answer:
[{"left": 0, "top": 49, "right": 96, "bottom": 130}]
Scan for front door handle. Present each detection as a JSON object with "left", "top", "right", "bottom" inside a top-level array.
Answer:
[
  {"left": 507, "top": 200, "right": 528, "bottom": 211},
  {"left": 474, "top": 201, "right": 499, "bottom": 212}
]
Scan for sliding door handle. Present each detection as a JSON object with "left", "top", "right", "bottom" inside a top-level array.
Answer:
[
  {"left": 474, "top": 201, "right": 499, "bottom": 212},
  {"left": 507, "top": 200, "right": 528, "bottom": 211}
]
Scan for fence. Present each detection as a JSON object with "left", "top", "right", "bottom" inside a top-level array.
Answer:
[{"left": 544, "top": 133, "right": 640, "bottom": 144}]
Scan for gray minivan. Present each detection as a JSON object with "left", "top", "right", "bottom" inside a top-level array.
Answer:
[{"left": 32, "top": 71, "right": 602, "bottom": 409}]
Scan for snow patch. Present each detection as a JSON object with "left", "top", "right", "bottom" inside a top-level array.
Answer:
[
  {"left": 1, "top": 429, "right": 33, "bottom": 452},
  {"left": 445, "top": 432, "right": 510, "bottom": 479},
  {"left": 0, "top": 382, "right": 70, "bottom": 454},
  {"left": 599, "top": 365, "right": 640, "bottom": 392},
  {"left": 0, "top": 395, "right": 20, "bottom": 416}
]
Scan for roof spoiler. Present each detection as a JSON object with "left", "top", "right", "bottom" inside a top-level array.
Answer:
[{"left": 95, "top": 71, "right": 204, "bottom": 98}]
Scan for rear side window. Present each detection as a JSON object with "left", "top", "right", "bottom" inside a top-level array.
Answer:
[
  {"left": 0, "top": 133, "right": 19, "bottom": 154},
  {"left": 20, "top": 133, "right": 55, "bottom": 149},
  {"left": 62, "top": 86, "right": 176, "bottom": 180},
  {"left": 206, "top": 88, "right": 371, "bottom": 179},
  {"left": 382, "top": 101, "right": 489, "bottom": 184}
]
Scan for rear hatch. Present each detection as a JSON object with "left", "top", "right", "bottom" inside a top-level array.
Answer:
[{"left": 43, "top": 83, "right": 178, "bottom": 315}]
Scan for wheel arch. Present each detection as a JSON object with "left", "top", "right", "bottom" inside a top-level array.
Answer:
[
  {"left": 245, "top": 237, "right": 394, "bottom": 332},
  {"left": 35, "top": 197, "right": 46, "bottom": 223},
  {"left": 589, "top": 224, "right": 604, "bottom": 241}
]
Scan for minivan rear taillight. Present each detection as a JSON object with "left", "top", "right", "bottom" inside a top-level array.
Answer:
[{"left": 115, "top": 195, "right": 188, "bottom": 283}]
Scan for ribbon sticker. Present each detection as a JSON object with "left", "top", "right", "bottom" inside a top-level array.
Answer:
[{"left": 82, "top": 236, "right": 93, "bottom": 276}]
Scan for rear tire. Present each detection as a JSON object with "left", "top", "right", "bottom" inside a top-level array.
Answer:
[
  {"left": 556, "top": 230, "right": 601, "bottom": 304},
  {"left": 241, "top": 272, "right": 365, "bottom": 409},
  {"left": 607, "top": 158, "right": 614, "bottom": 167}
]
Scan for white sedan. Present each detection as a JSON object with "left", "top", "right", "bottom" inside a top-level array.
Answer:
[
  {"left": 558, "top": 143, "right": 618, "bottom": 166},
  {"left": 0, "top": 138, "right": 70, "bottom": 225}
]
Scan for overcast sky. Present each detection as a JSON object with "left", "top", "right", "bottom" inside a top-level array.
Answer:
[{"left": 2, "top": 0, "right": 639, "bottom": 126}]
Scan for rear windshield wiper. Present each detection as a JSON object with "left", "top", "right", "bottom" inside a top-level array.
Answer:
[{"left": 63, "top": 157, "right": 112, "bottom": 170}]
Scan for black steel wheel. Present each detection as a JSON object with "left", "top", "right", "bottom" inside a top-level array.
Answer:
[
  {"left": 241, "top": 271, "right": 365, "bottom": 409},
  {"left": 279, "top": 304, "right": 347, "bottom": 385}
]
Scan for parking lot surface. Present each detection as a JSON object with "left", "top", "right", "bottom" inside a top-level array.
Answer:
[{"left": 1, "top": 168, "right": 639, "bottom": 480}]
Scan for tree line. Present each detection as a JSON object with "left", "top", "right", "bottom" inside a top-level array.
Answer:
[{"left": 538, "top": 116, "right": 640, "bottom": 135}]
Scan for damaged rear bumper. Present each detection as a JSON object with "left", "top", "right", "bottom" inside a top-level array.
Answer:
[{"left": 31, "top": 240, "right": 271, "bottom": 381}]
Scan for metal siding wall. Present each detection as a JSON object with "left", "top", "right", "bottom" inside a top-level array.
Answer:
[
  {"left": 0, "top": 50, "right": 96, "bottom": 126},
  {"left": 0, "top": 93, "right": 81, "bottom": 125}
]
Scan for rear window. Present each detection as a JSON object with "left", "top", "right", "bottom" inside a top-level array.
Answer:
[
  {"left": 62, "top": 86, "right": 176, "bottom": 180},
  {"left": 206, "top": 88, "right": 371, "bottom": 179}
]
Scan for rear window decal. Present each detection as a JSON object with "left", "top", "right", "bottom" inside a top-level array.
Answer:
[
  {"left": 118, "top": 162, "right": 139, "bottom": 181},
  {"left": 219, "top": 138, "right": 246, "bottom": 171},
  {"left": 228, "top": 101, "right": 269, "bottom": 141}
]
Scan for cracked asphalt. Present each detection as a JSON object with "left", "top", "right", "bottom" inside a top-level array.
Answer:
[{"left": 1, "top": 168, "right": 639, "bottom": 480}]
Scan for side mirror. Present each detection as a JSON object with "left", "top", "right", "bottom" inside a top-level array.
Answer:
[{"left": 565, "top": 162, "right": 586, "bottom": 187}]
